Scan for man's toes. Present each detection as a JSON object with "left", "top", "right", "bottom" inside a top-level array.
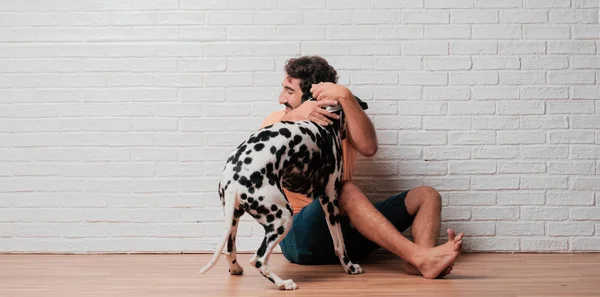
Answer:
[{"left": 447, "top": 229, "right": 456, "bottom": 240}]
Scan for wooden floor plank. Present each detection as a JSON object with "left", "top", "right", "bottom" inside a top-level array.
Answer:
[{"left": 1, "top": 253, "right": 599, "bottom": 297}]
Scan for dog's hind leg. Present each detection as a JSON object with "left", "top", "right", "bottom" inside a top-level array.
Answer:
[
  {"left": 225, "top": 209, "right": 244, "bottom": 275},
  {"left": 249, "top": 200, "right": 296, "bottom": 290},
  {"left": 321, "top": 178, "right": 363, "bottom": 275}
]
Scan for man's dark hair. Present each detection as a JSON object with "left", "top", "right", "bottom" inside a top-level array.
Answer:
[{"left": 284, "top": 56, "right": 339, "bottom": 94}]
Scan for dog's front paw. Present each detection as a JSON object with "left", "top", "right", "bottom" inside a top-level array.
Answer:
[
  {"left": 278, "top": 279, "right": 298, "bottom": 290},
  {"left": 346, "top": 263, "right": 363, "bottom": 275}
]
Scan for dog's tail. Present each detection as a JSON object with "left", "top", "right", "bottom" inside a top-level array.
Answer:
[{"left": 199, "top": 190, "right": 236, "bottom": 274}]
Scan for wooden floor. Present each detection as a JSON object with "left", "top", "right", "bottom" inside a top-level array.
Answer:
[{"left": 1, "top": 253, "right": 599, "bottom": 297}]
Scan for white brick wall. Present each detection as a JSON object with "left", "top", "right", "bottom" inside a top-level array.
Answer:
[{"left": 0, "top": 0, "right": 598, "bottom": 254}]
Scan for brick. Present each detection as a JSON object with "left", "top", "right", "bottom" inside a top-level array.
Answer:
[
  {"left": 522, "top": 146, "right": 569, "bottom": 159},
  {"left": 425, "top": 25, "right": 471, "bottom": 39},
  {"left": 524, "top": 0, "right": 571, "bottom": 8},
  {"left": 373, "top": 116, "right": 421, "bottom": 130},
  {"left": 450, "top": 72, "right": 498, "bottom": 85},
  {"left": 547, "top": 191, "right": 595, "bottom": 206},
  {"left": 398, "top": 72, "right": 447, "bottom": 85},
  {"left": 206, "top": 12, "right": 252, "bottom": 24},
  {"left": 572, "top": 115, "right": 600, "bottom": 129},
  {"left": 521, "top": 116, "right": 569, "bottom": 129},
  {"left": 499, "top": 162, "right": 546, "bottom": 174},
  {"left": 403, "top": 41, "right": 449, "bottom": 55},
  {"left": 549, "top": 131, "right": 595, "bottom": 144},
  {"left": 521, "top": 207, "right": 569, "bottom": 221},
  {"left": 451, "top": 131, "right": 496, "bottom": 145},
  {"left": 178, "top": 58, "right": 226, "bottom": 72},
  {"left": 424, "top": 116, "right": 471, "bottom": 130},
  {"left": 403, "top": 11, "right": 450, "bottom": 24},
  {"left": 423, "top": 87, "right": 470, "bottom": 100},
  {"left": 377, "top": 25, "right": 424, "bottom": 39},
  {"left": 570, "top": 177, "right": 600, "bottom": 190},
  {"left": 473, "top": 116, "right": 520, "bottom": 130},
  {"left": 471, "top": 176, "right": 520, "bottom": 190},
  {"left": 524, "top": 25, "right": 571, "bottom": 39},
  {"left": 498, "top": 191, "right": 545, "bottom": 205},
  {"left": 327, "top": 26, "right": 375, "bottom": 40},
  {"left": 426, "top": 0, "right": 473, "bottom": 8},
  {"left": 158, "top": 12, "right": 205, "bottom": 25},
  {"left": 500, "top": 71, "right": 546, "bottom": 85},
  {"left": 441, "top": 207, "right": 472, "bottom": 220},
  {"left": 449, "top": 102, "right": 495, "bottom": 115},
  {"left": 549, "top": 222, "right": 594, "bottom": 236},
  {"left": 227, "top": 26, "right": 279, "bottom": 40},
  {"left": 548, "top": 41, "right": 596, "bottom": 54},
  {"left": 497, "top": 222, "right": 545, "bottom": 236},
  {"left": 550, "top": 9, "right": 599, "bottom": 24},
  {"left": 473, "top": 25, "right": 522, "bottom": 39},
  {"left": 374, "top": 87, "right": 421, "bottom": 100},
  {"left": 449, "top": 161, "right": 496, "bottom": 174},
  {"left": 303, "top": 11, "right": 352, "bottom": 24},
  {"left": 375, "top": 57, "right": 421, "bottom": 70},
  {"left": 472, "top": 56, "right": 520, "bottom": 70},
  {"left": 398, "top": 132, "right": 448, "bottom": 145},
  {"left": 521, "top": 87, "right": 569, "bottom": 100},
  {"left": 498, "top": 41, "right": 546, "bottom": 54},
  {"left": 549, "top": 102, "right": 595, "bottom": 115},
  {"left": 371, "top": 146, "right": 422, "bottom": 160},
  {"left": 397, "top": 161, "right": 447, "bottom": 176},
  {"left": 572, "top": 56, "right": 600, "bottom": 69},
  {"left": 424, "top": 177, "right": 470, "bottom": 190},
  {"left": 521, "top": 238, "right": 568, "bottom": 251},
  {"left": 452, "top": 10, "right": 498, "bottom": 23},
  {"left": 570, "top": 207, "right": 600, "bottom": 220},
  {"left": 205, "top": 43, "right": 251, "bottom": 57},
  {"left": 522, "top": 56, "right": 569, "bottom": 70},
  {"left": 472, "top": 87, "right": 519, "bottom": 100},
  {"left": 375, "top": 0, "right": 423, "bottom": 8},
  {"left": 498, "top": 101, "right": 545, "bottom": 115},
  {"left": 472, "top": 207, "right": 519, "bottom": 220},
  {"left": 451, "top": 41, "right": 497, "bottom": 55},
  {"left": 353, "top": 10, "right": 403, "bottom": 24},
  {"left": 444, "top": 222, "right": 495, "bottom": 236},
  {"left": 352, "top": 71, "right": 398, "bottom": 85},
  {"left": 423, "top": 147, "right": 470, "bottom": 160},
  {"left": 447, "top": 192, "right": 496, "bottom": 205},
  {"left": 255, "top": 42, "right": 301, "bottom": 56},
  {"left": 573, "top": 25, "right": 600, "bottom": 39},
  {"left": 521, "top": 176, "right": 568, "bottom": 190},
  {"left": 464, "top": 237, "right": 519, "bottom": 252},
  {"left": 352, "top": 43, "right": 402, "bottom": 56},
  {"left": 549, "top": 71, "right": 595, "bottom": 84},
  {"left": 500, "top": 10, "right": 547, "bottom": 23},
  {"left": 573, "top": 0, "right": 600, "bottom": 8},
  {"left": 478, "top": 0, "right": 522, "bottom": 8},
  {"left": 424, "top": 57, "right": 471, "bottom": 70},
  {"left": 572, "top": 238, "right": 600, "bottom": 251}
]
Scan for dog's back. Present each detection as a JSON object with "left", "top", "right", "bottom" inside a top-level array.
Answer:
[{"left": 220, "top": 120, "right": 344, "bottom": 200}]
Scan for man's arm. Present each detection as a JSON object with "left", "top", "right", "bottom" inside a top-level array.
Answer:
[{"left": 311, "top": 83, "right": 378, "bottom": 157}]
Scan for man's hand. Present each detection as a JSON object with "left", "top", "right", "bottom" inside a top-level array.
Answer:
[
  {"left": 282, "top": 99, "right": 340, "bottom": 126},
  {"left": 310, "top": 82, "right": 353, "bottom": 104}
]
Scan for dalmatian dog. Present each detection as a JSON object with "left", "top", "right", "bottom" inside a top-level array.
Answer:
[{"left": 199, "top": 94, "right": 366, "bottom": 290}]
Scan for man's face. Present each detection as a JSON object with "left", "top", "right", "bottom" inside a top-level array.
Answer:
[{"left": 279, "top": 75, "right": 303, "bottom": 112}]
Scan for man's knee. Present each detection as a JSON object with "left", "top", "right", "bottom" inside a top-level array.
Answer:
[{"left": 405, "top": 186, "right": 442, "bottom": 216}]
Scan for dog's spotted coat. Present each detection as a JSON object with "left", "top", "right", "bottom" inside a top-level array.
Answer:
[{"left": 199, "top": 101, "right": 364, "bottom": 290}]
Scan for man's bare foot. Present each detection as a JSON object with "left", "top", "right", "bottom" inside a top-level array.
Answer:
[{"left": 411, "top": 229, "right": 463, "bottom": 279}]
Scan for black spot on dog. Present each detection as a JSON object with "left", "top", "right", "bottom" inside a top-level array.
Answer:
[
  {"left": 227, "top": 234, "right": 233, "bottom": 253},
  {"left": 257, "top": 205, "right": 270, "bottom": 215},
  {"left": 270, "top": 205, "right": 278, "bottom": 211},
  {"left": 279, "top": 128, "right": 291, "bottom": 138},
  {"left": 240, "top": 193, "right": 247, "bottom": 200},
  {"left": 250, "top": 171, "right": 263, "bottom": 189},
  {"left": 247, "top": 197, "right": 254, "bottom": 203},
  {"left": 267, "top": 276, "right": 275, "bottom": 283},
  {"left": 258, "top": 196, "right": 264, "bottom": 201},
  {"left": 329, "top": 214, "right": 336, "bottom": 226},
  {"left": 233, "top": 173, "right": 239, "bottom": 181},
  {"left": 254, "top": 143, "right": 265, "bottom": 151},
  {"left": 245, "top": 150, "right": 251, "bottom": 155},
  {"left": 266, "top": 214, "right": 275, "bottom": 223},
  {"left": 257, "top": 238, "right": 267, "bottom": 258},
  {"left": 275, "top": 209, "right": 283, "bottom": 218},
  {"left": 244, "top": 157, "right": 252, "bottom": 165},
  {"left": 277, "top": 226, "right": 285, "bottom": 235},
  {"left": 268, "top": 234, "right": 278, "bottom": 242},
  {"left": 270, "top": 146, "right": 276, "bottom": 154},
  {"left": 232, "top": 259, "right": 237, "bottom": 264},
  {"left": 255, "top": 261, "right": 262, "bottom": 268}
]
